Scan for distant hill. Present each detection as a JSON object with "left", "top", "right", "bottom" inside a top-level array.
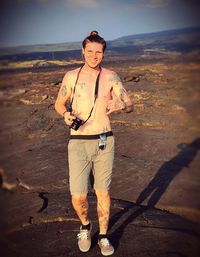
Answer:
[
  {"left": 108, "top": 27, "right": 200, "bottom": 52},
  {"left": 0, "top": 42, "right": 82, "bottom": 58},
  {"left": 0, "top": 27, "right": 199, "bottom": 60}
]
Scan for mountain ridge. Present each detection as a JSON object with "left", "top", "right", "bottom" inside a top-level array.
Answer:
[{"left": 0, "top": 26, "right": 199, "bottom": 58}]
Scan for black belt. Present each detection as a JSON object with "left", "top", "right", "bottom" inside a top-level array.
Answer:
[{"left": 69, "top": 131, "right": 113, "bottom": 140}]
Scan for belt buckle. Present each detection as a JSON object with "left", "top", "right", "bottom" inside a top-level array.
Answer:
[{"left": 99, "top": 133, "right": 106, "bottom": 150}]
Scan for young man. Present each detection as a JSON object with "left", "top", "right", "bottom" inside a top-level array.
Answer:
[{"left": 55, "top": 31, "right": 133, "bottom": 256}]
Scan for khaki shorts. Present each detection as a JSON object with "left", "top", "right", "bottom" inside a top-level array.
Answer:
[{"left": 68, "top": 136, "right": 114, "bottom": 195}]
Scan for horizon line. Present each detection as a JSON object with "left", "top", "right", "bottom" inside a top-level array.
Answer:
[{"left": 0, "top": 25, "right": 199, "bottom": 49}]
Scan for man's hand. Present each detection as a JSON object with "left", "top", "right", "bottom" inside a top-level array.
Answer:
[
  {"left": 106, "top": 99, "right": 125, "bottom": 115},
  {"left": 63, "top": 112, "right": 76, "bottom": 126}
]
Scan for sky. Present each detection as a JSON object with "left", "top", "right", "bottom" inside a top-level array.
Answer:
[{"left": 0, "top": 0, "right": 200, "bottom": 47}]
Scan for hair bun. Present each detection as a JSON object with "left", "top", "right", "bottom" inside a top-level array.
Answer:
[{"left": 90, "top": 30, "right": 98, "bottom": 36}]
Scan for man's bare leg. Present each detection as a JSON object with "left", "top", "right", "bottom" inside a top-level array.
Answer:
[
  {"left": 72, "top": 194, "right": 92, "bottom": 252},
  {"left": 95, "top": 189, "right": 111, "bottom": 234},
  {"left": 72, "top": 194, "right": 90, "bottom": 225},
  {"left": 96, "top": 189, "right": 114, "bottom": 255}
]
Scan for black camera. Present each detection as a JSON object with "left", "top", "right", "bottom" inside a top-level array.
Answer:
[{"left": 70, "top": 117, "right": 84, "bottom": 131}]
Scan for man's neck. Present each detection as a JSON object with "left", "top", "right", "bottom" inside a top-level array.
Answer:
[{"left": 83, "top": 64, "right": 101, "bottom": 74}]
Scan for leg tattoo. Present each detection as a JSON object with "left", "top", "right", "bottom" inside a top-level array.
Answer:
[{"left": 72, "top": 194, "right": 89, "bottom": 225}]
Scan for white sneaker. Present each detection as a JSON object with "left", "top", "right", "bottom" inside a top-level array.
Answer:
[
  {"left": 98, "top": 238, "right": 114, "bottom": 256},
  {"left": 77, "top": 224, "right": 92, "bottom": 252}
]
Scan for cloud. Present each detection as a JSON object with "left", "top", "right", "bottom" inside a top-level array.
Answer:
[
  {"left": 63, "top": 0, "right": 99, "bottom": 8},
  {"left": 144, "top": 0, "right": 170, "bottom": 8},
  {"left": 34, "top": 0, "right": 99, "bottom": 8},
  {"left": 36, "top": 0, "right": 50, "bottom": 3},
  {"left": 1, "top": 0, "right": 99, "bottom": 8}
]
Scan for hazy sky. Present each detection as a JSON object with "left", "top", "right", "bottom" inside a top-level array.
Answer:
[{"left": 0, "top": 0, "right": 200, "bottom": 47}]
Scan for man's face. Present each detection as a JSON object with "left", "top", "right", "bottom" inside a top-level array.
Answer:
[{"left": 82, "top": 42, "right": 104, "bottom": 69}]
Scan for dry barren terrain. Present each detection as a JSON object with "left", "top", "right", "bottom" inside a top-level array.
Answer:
[{"left": 0, "top": 57, "right": 200, "bottom": 256}]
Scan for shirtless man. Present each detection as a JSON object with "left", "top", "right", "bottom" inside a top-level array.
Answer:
[{"left": 55, "top": 31, "right": 133, "bottom": 256}]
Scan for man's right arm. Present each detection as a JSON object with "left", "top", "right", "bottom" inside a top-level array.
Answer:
[{"left": 54, "top": 72, "right": 75, "bottom": 126}]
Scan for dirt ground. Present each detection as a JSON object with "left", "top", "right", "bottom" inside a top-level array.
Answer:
[{"left": 0, "top": 58, "right": 200, "bottom": 256}]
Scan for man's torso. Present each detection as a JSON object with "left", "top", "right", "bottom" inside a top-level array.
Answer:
[{"left": 67, "top": 67, "right": 113, "bottom": 135}]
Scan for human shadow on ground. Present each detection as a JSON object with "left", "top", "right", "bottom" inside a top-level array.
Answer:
[
  {"left": 106, "top": 138, "right": 200, "bottom": 250},
  {"left": 136, "top": 137, "right": 200, "bottom": 207}
]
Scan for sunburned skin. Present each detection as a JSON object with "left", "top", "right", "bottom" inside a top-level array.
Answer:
[{"left": 58, "top": 66, "right": 132, "bottom": 135}]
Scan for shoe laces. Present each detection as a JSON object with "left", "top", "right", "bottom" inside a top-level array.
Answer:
[
  {"left": 100, "top": 238, "right": 110, "bottom": 246},
  {"left": 77, "top": 229, "right": 89, "bottom": 240}
]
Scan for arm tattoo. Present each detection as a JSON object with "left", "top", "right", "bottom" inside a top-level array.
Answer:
[
  {"left": 110, "top": 72, "right": 121, "bottom": 85},
  {"left": 119, "top": 88, "right": 127, "bottom": 101},
  {"left": 61, "top": 84, "right": 67, "bottom": 96}
]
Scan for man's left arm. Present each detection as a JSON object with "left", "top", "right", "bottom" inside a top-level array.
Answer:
[{"left": 106, "top": 72, "right": 133, "bottom": 114}]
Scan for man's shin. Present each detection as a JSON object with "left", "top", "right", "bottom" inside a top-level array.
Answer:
[
  {"left": 72, "top": 194, "right": 90, "bottom": 225},
  {"left": 95, "top": 190, "right": 111, "bottom": 234}
]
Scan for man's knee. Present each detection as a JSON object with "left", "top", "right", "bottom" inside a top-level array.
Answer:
[
  {"left": 72, "top": 194, "right": 88, "bottom": 206},
  {"left": 95, "top": 189, "right": 110, "bottom": 199}
]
